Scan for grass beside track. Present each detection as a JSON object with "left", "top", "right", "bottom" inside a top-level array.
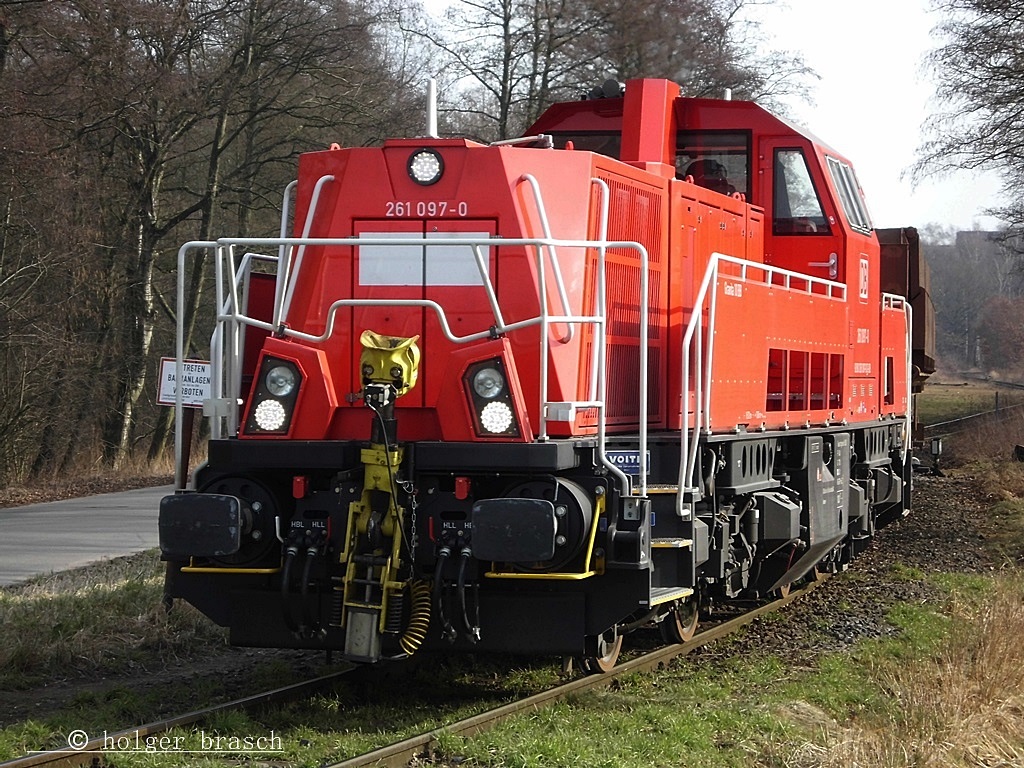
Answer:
[
  {"left": 0, "top": 553, "right": 225, "bottom": 691},
  {"left": 915, "top": 377, "right": 1024, "bottom": 426},
  {"left": 429, "top": 573, "right": 1023, "bottom": 768}
]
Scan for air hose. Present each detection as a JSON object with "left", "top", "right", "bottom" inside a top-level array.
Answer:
[
  {"left": 299, "top": 548, "right": 320, "bottom": 637},
  {"left": 281, "top": 546, "right": 300, "bottom": 633},
  {"left": 434, "top": 547, "right": 457, "bottom": 643},
  {"left": 398, "top": 580, "right": 432, "bottom": 655},
  {"left": 457, "top": 548, "right": 481, "bottom": 642}
]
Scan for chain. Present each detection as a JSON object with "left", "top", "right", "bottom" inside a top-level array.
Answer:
[{"left": 401, "top": 479, "right": 418, "bottom": 553}]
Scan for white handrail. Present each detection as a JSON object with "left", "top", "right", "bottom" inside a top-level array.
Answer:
[
  {"left": 271, "top": 180, "right": 298, "bottom": 326},
  {"left": 272, "top": 181, "right": 297, "bottom": 327},
  {"left": 207, "top": 251, "right": 279, "bottom": 441},
  {"left": 185, "top": 177, "right": 653, "bottom": 501},
  {"left": 174, "top": 240, "right": 218, "bottom": 490},
  {"left": 588, "top": 179, "right": 632, "bottom": 498},
  {"left": 518, "top": 174, "right": 576, "bottom": 344},
  {"left": 278, "top": 174, "right": 334, "bottom": 327},
  {"left": 882, "top": 292, "right": 913, "bottom": 464},
  {"left": 207, "top": 233, "right": 648, "bottom": 444},
  {"left": 677, "top": 252, "right": 848, "bottom": 515}
]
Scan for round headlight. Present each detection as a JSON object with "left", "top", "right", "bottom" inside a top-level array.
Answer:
[
  {"left": 408, "top": 149, "right": 443, "bottom": 185},
  {"left": 472, "top": 367, "right": 504, "bottom": 399},
  {"left": 265, "top": 365, "right": 296, "bottom": 397},
  {"left": 254, "top": 399, "right": 287, "bottom": 431},
  {"left": 480, "top": 401, "right": 513, "bottom": 434}
]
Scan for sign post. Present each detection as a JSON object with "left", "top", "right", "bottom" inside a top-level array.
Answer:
[
  {"left": 157, "top": 358, "right": 212, "bottom": 490},
  {"left": 157, "top": 358, "right": 212, "bottom": 408}
]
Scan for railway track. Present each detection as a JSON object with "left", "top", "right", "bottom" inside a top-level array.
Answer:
[
  {"left": 1, "top": 576, "right": 826, "bottom": 768},
  {"left": 0, "top": 668, "right": 356, "bottom": 768},
  {"left": 329, "top": 578, "right": 827, "bottom": 768}
]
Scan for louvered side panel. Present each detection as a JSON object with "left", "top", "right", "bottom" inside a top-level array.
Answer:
[{"left": 580, "top": 171, "right": 668, "bottom": 429}]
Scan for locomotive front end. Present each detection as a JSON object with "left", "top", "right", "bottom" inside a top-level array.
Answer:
[{"left": 159, "top": 133, "right": 665, "bottom": 665}]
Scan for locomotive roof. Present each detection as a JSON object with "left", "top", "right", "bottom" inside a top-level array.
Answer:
[{"left": 524, "top": 78, "right": 848, "bottom": 176}]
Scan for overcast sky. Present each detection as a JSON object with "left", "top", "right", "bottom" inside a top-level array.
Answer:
[{"left": 741, "top": 0, "right": 1002, "bottom": 232}]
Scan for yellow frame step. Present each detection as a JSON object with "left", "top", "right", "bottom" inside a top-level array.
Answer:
[{"left": 651, "top": 537, "right": 693, "bottom": 549}]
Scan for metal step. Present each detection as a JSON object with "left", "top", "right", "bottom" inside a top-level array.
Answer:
[
  {"left": 651, "top": 537, "right": 693, "bottom": 549},
  {"left": 645, "top": 484, "right": 681, "bottom": 495},
  {"left": 649, "top": 586, "right": 695, "bottom": 605}
]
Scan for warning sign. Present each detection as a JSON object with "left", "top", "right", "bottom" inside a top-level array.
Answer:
[{"left": 157, "top": 357, "right": 212, "bottom": 408}]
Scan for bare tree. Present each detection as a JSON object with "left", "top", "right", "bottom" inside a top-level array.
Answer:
[
  {"left": 916, "top": 0, "right": 1024, "bottom": 230},
  {"left": 568, "top": 0, "right": 814, "bottom": 106},
  {"left": 0, "top": 0, "right": 436, "bottom": 484},
  {"left": 147, "top": 0, "right": 431, "bottom": 461},
  {"left": 408, "top": 0, "right": 813, "bottom": 141},
  {"left": 923, "top": 228, "right": 1024, "bottom": 368},
  {"left": 401, "top": 0, "right": 577, "bottom": 140},
  {"left": 976, "top": 295, "right": 1024, "bottom": 372}
]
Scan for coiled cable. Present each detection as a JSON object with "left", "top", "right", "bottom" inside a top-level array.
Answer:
[
  {"left": 300, "top": 548, "right": 320, "bottom": 637},
  {"left": 398, "top": 580, "right": 432, "bottom": 656}
]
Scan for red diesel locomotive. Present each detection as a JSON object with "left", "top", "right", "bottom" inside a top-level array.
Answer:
[{"left": 159, "top": 78, "right": 933, "bottom": 670}]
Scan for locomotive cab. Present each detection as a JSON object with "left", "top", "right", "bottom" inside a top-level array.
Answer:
[{"left": 159, "top": 78, "right": 923, "bottom": 668}]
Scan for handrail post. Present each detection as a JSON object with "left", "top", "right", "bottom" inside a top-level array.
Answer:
[
  {"left": 589, "top": 179, "right": 631, "bottom": 497},
  {"left": 174, "top": 241, "right": 218, "bottom": 491},
  {"left": 537, "top": 241, "right": 550, "bottom": 441},
  {"left": 280, "top": 174, "right": 334, "bottom": 327},
  {"left": 272, "top": 181, "right": 298, "bottom": 328},
  {"left": 518, "top": 174, "right": 575, "bottom": 343},
  {"left": 905, "top": 301, "right": 913, "bottom": 463}
]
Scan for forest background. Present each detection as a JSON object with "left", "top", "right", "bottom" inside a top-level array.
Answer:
[{"left": 0, "top": 0, "right": 1021, "bottom": 487}]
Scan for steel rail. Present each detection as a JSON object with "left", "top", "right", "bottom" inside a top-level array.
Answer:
[
  {"left": 329, "top": 576, "right": 827, "bottom": 768},
  {"left": 923, "top": 402, "right": 1024, "bottom": 434},
  {"left": 0, "top": 667, "right": 356, "bottom": 768},
  {"left": 4, "top": 578, "right": 827, "bottom": 768}
]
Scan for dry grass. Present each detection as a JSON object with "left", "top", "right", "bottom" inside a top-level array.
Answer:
[
  {"left": 936, "top": 405, "right": 1024, "bottom": 462},
  {"left": 789, "top": 572, "right": 1024, "bottom": 767},
  {"left": 0, "top": 451, "right": 174, "bottom": 507},
  {"left": 0, "top": 551, "right": 225, "bottom": 689},
  {"left": 917, "top": 380, "right": 1024, "bottom": 427},
  {"left": 931, "top": 404, "right": 1024, "bottom": 509}
]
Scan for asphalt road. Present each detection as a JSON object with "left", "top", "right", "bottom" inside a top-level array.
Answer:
[{"left": 0, "top": 485, "right": 171, "bottom": 586}]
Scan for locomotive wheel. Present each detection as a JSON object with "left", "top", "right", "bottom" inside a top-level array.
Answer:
[
  {"left": 582, "top": 633, "right": 622, "bottom": 674},
  {"left": 659, "top": 598, "right": 699, "bottom": 644}
]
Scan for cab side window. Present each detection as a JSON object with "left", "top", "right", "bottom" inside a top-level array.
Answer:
[
  {"left": 677, "top": 131, "right": 751, "bottom": 199},
  {"left": 826, "top": 156, "right": 873, "bottom": 234},
  {"left": 773, "top": 148, "right": 830, "bottom": 235}
]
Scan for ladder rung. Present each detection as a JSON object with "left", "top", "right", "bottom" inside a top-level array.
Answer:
[
  {"left": 652, "top": 537, "right": 692, "bottom": 549},
  {"left": 354, "top": 554, "right": 389, "bottom": 565}
]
